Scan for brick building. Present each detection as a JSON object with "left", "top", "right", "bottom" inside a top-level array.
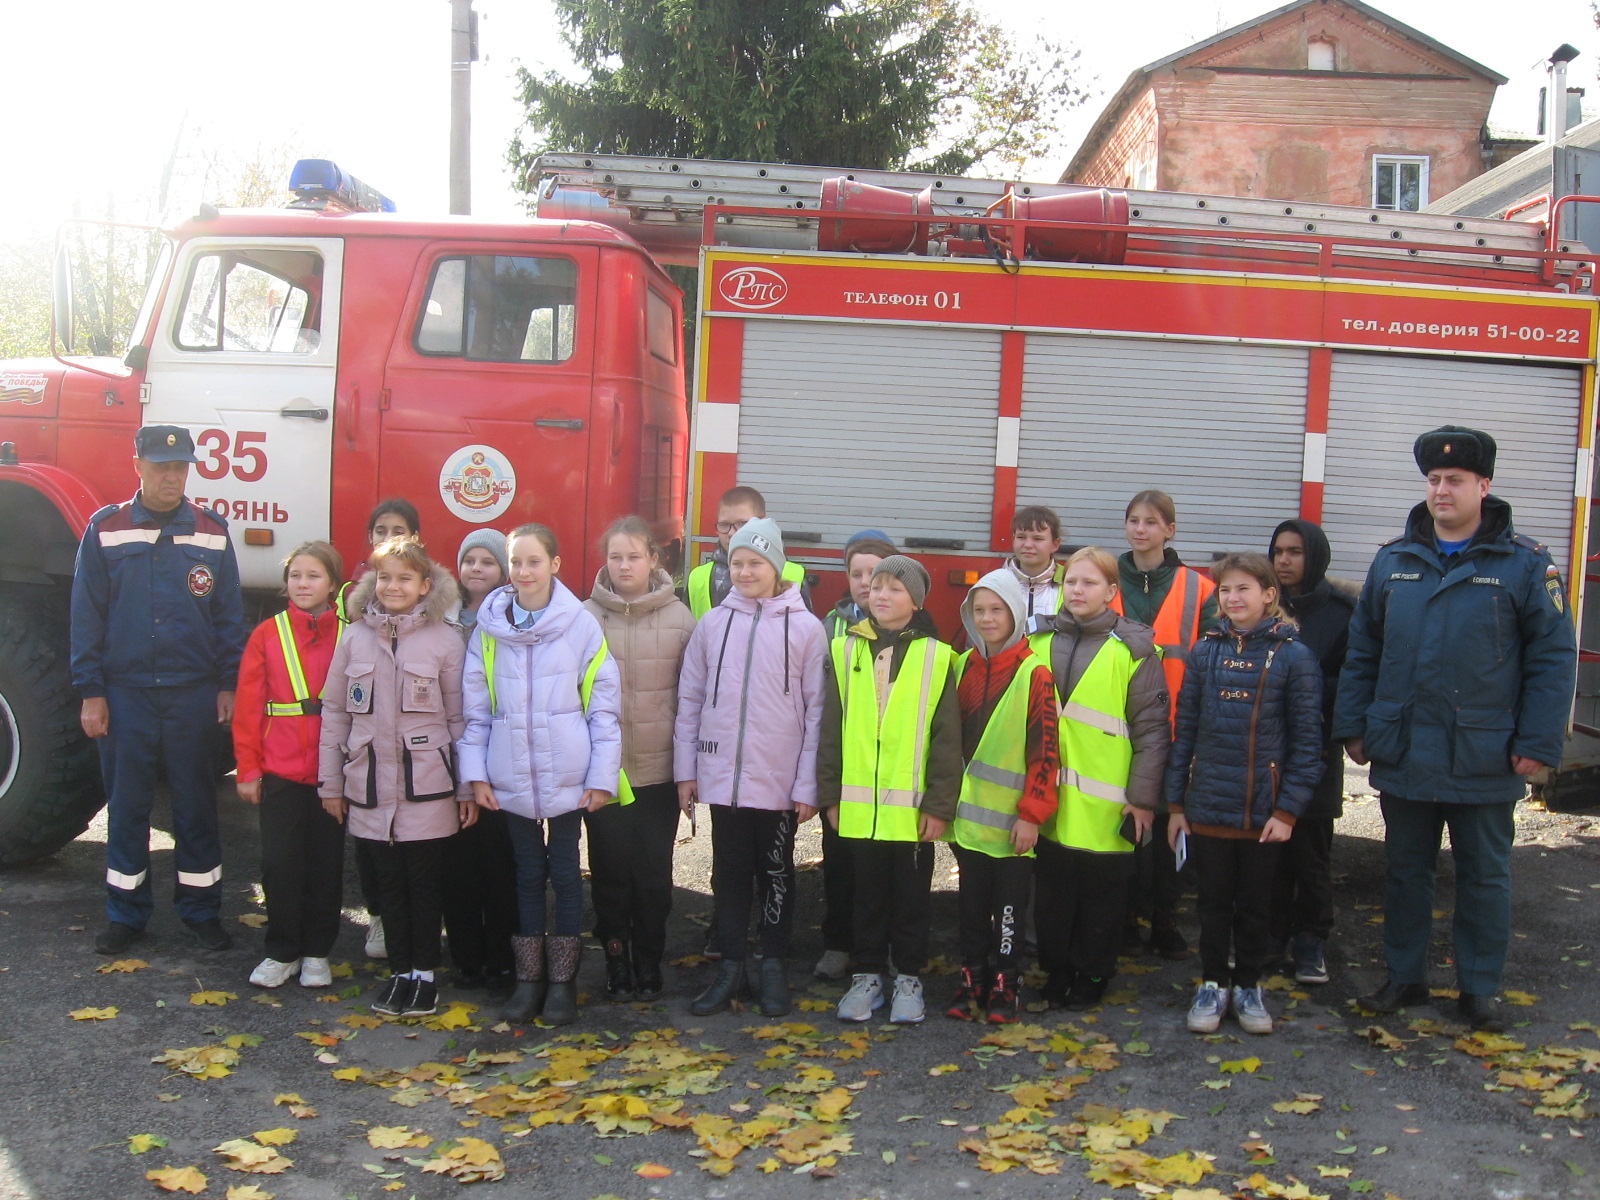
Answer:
[{"left": 1063, "top": 0, "right": 1512, "bottom": 211}]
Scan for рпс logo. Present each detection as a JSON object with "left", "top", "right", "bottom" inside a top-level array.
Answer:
[{"left": 718, "top": 267, "right": 789, "bottom": 310}]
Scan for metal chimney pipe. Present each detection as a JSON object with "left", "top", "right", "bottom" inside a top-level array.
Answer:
[{"left": 1549, "top": 44, "right": 1581, "bottom": 144}]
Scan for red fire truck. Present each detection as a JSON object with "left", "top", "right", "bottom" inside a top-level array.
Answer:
[{"left": 0, "top": 154, "right": 1595, "bottom": 865}]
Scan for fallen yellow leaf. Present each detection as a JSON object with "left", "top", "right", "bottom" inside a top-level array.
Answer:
[
  {"left": 367, "top": 1126, "right": 431, "bottom": 1150},
  {"left": 189, "top": 990, "right": 238, "bottom": 1007},
  {"left": 1314, "top": 1165, "right": 1352, "bottom": 1178},
  {"left": 1218, "top": 1057, "right": 1261, "bottom": 1074},
  {"left": 225, "top": 1186, "right": 275, "bottom": 1200},
  {"left": 146, "top": 1165, "right": 208, "bottom": 1193},
  {"left": 636, "top": 1162, "right": 674, "bottom": 1178},
  {"left": 69, "top": 1006, "right": 118, "bottom": 1021},
  {"left": 129, "top": 1134, "right": 168, "bottom": 1155},
  {"left": 1504, "top": 990, "right": 1538, "bottom": 1007},
  {"left": 97, "top": 958, "right": 150, "bottom": 973},
  {"left": 250, "top": 1129, "right": 296, "bottom": 1147},
  {"left": 237, "top": 913, "right": 267, "bottom": 928}
]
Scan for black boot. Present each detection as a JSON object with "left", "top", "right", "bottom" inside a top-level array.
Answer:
[
  {"left": 1458, "top": 993, "right": 1506, "bottom": 1033},
  {"left": 1147, "top": 910, "right": 1190, "bottom": 960},
  {"left": 633, "top": 946, "right": 664, "bottom": 999},
  {"left": 541, "top": 936, "right": 583, "bottom": 1026},
  {"left": 604, "top": 938, "right": 635, "bottom": 1001},
  {"left": 1065, "top": 974, "right": 1108, "bottom": 1011},
  {"left": 690, "top": 959, "right": 747, "bottom": 1016},
  {"left": 501, "top": 935, "right": 546, "bottom": 1023},
  {"left": 754, "top": 956, "right": 791, "bottom": 1017},
  {"left": 1357, "top": 980, "right": 1430, "bottom": 1014}
]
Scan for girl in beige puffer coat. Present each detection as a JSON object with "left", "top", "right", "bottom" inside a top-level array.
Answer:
[
  {"left": 582, "top": 516, "right": 695, "bottom": 1001},
  {"left": 320, "top": 537, "right": 476, "bottom": 1020}
]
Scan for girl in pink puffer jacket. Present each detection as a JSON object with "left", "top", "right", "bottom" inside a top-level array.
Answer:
[
  {"left": 320, "top": 537, "right": 476, "bottom": 1021},
  {"left": 458, "top": 523, "right": 621, "bottom": 1028},
  {"left": 674, "top": 518, "right": 826, "bottom": 1020}
]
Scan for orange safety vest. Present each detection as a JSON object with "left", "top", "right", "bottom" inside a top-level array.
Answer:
[{"left": 1111, "top": 565, "right": 1214, "bottom": 727}]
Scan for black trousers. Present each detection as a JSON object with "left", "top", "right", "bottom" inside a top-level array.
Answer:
[
  {"left": 1190, "top": 832, "right": 1284, "bottom": 988},
  {"left": 1128, "top": 813, "right": 1183, "bottom": 921},
  {"left": 953, "top": 845, "right": 1031, "bottom": 972},
  {"left": 1269, "top": 816, "right": 1335, "bottom": 943},
  {"left": 258, "top": 775, "right": 345, "bottom": 962},
  {"left": 354, "top": 838, "right": 383, "bottom": 920},
  {"left": 1034, "top": 839, "right": 1134, "bottom": 983},
  {"left": 441, "top": 808, "right": 518, "bottom": 975},
  {"left": 849, "top": 838, "right": 934, "bottom": 976},
  {"left": 365, "top": 837, "right": 447, "bottom": 975},
  {"left": 709, "top": 806, "right": 796, "bottom": 961},
  {"left": 820, "top": 817, "right": 856, "bottom": 954},
  {"left": 584, "top": 781, "right": 680, "bottom": 962}
]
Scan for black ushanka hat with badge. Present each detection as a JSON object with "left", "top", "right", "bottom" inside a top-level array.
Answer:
[{"left": 1413, "top": 425, "right": 1497, "bottom": 478}]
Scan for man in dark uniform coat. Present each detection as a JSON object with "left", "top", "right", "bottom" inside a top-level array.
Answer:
[
  {"left": 1333, "top": 426, "right": 1576, "bottom": 1031},
  {"left": 71, "top": 425, "right": 246, "bottom": 955}
]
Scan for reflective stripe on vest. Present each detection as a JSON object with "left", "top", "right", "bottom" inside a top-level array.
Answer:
[
  {"left": 265, "top": 610, "right": 342, "bottom": 718},
  {"left": 1111, "top": 565, "right": 1212, "bottom": 729},
  {"left": 478, "top": 631, "right": 635, "bottom": 805},
  {"left": 688, "top": 558, "right": 805, "bottom": 619},
  {"left": 951, "top": 648, "right": 1040, "bottom": 859},
  {"left": 831, "top": 633, "right": 953, "bottom": 842},
  {"left": 1032, "top": 631, "right": 1143, "bottom": 853}
]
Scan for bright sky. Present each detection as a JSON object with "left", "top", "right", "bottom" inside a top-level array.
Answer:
[{"left": 0, "top": 0, "right": 1595, "bottom": 236}]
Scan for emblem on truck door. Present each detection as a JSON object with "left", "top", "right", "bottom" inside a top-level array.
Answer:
[
  {"left": 439, "top": 445, "right": 517, "bottom": 522},
  {"left": 717, "top": 266, "right": 789, "bottom": 310}
]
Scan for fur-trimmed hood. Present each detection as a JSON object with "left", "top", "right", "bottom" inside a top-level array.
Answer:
[{"left": 343, "top": 561, "right": 462, "bottom": 631}]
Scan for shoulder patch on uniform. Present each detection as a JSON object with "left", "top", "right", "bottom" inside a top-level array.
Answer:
[
  {"left": 1379, "top": 534, "right": 1405, "bottom": 548},
  {"left": 1546, "top": 575, "right": 1566, "bottom": 614},
  {"left": 1511, "top": 533, "right": 1549, "bottom": 555}
]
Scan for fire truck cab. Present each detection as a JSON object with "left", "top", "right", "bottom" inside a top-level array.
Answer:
[{"left": 0, "top": 162, "right": 686, "bottom": 863}]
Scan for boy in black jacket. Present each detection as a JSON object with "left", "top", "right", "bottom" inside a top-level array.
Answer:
[{"left": 1268, "top": 520, "right": 1356, "bottom": 985}]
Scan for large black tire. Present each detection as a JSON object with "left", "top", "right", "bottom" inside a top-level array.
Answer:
[{"left": 0, "top": 595, "right": 105, "bottom": 866}]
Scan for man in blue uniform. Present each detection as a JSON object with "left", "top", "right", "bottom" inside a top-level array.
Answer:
[
  {"left": 71, "top": 425, "right": 246, "bottom": 955},
  {"left": 1333, "top": 426, "right": 1576, "bottom": 1031}
]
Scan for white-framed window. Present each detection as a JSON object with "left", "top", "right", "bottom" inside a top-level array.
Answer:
[{"left": 1373, "top": 155, "right": 1430, "bottom": 211}]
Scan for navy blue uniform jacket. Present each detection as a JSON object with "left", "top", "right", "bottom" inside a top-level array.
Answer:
[
  {"left": 70, "top": 494, "right": 247, "bottom": 698},
  {"left": 1332, "top": 496, "right": 1577, "bottom": 805}
]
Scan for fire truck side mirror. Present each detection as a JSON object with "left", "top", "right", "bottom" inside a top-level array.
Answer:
[
  {"left": 123, "top": 345, "right": 149, "bottom": 370},
  {"left": 52, "top": 242, "right": 76, "bottom": 355}
]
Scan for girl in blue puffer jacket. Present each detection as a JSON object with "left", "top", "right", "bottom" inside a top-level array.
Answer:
[
  {"left": 459, "top": 524, "right": 622, "bottom": 1028},
  {"left": 1165, "top": 552, "right": 1323, "bottom": 1038}
]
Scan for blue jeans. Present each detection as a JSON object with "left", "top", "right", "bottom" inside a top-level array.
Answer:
[
  {"left": 1379, "top": 794, "right": 1515, "bottom": 996},
  {"left": 505, "top": 810, "right": 583, "bottom": 937}
]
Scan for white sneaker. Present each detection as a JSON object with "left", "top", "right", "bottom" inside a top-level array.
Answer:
[
  {"left": 836, "top": 973, "right": 884, "bottom": 1022},
  {"left": 300, "top": 957, "right": 333, "bottom": 988},
  {"left": 813, "top": 950, "right": 851, "bottom": 981},
  {"left": 889, "top": 974, "right": 925, "bottom": 1025},
  {"left": 365, "top": 917, "right": 387, "bottom": 960},
  {"left": 250, "top": 958, "right": 300, "bottom": 988},
  {"left": 1186, "top": 980, "right": 1227, "bottom": 1033},
  {"left": 1232, "top": 985, "right": 1274, "bottom": 1035}
]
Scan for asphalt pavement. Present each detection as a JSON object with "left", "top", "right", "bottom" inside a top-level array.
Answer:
[{"left": 1, "top": 769, "right": 1597, "bottom": 1200}]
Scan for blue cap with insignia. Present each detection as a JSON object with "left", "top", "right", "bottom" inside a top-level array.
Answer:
[{"left": 134, "top": 425, "right": 200, "bottom": 464}]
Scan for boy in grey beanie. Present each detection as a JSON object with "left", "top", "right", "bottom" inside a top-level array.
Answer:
[{"left": 870, "top": 554, "right": 931, "bottom": 608}]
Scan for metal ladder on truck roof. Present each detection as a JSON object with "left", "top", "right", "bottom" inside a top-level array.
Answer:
[{"left": 531, "top": 152, "right": 1567, "bottom": 276}]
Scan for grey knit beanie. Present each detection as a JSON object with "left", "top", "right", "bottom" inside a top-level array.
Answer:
[
  {"left": 871, "top": 554, "right": 931, "bottom": 608},
  {"left": 458, "top": 528, "right": 509, "bottom": 579},
  {"left": 727, "top": 517, "right": 787, "bottom": 575}
]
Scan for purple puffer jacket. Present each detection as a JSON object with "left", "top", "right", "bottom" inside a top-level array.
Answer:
[{"left": 673, "top": 582, "right": 826, "bottom": 810}]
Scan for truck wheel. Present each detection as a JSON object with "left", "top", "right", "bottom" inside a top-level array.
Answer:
[{"left": 0, "top": 597, "right": 104, "bottom": 866}]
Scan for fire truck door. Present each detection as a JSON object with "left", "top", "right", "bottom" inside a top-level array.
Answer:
[
  {"left": 379, "top": 247, "right": 597, "bottom": 563},
  {"left": 142, "top": 236, "right": 343, "bottom": 589}
]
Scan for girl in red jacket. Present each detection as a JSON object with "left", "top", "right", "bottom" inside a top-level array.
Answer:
[{"left": 235, "top": 541, "right": 346, "bottom": 990}]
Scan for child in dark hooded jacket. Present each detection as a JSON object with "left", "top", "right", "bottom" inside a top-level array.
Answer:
[
  {"left": 1267, "top": 520, "right": 1357, "bottom": 986},
  {"left": 1166, "top": 552, "right": 1323, "bottom": 1038}
]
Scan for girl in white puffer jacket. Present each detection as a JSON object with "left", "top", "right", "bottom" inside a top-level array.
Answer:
[{"left": 458, "top": 524, "right": 621, "bottom": 1027}]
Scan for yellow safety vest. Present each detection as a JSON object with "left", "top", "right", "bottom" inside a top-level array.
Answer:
[
  {"left": 951, "top": 648, "right": 1043, "bottom": 859},
  {"left": 265, "top": 609, "right": 344, "bottom": 718},
  {"left": 688, "top": 557, "right": 806, "bottom": 619},
  {"left": 1030, "top": 631, "right": 1150, "bottom": 854},
  {"left": 831, "top": 632, "right": 954, "bottom": 841},
  {"left": 478, "top": 631, "right": 634, "bottom": 805}
]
